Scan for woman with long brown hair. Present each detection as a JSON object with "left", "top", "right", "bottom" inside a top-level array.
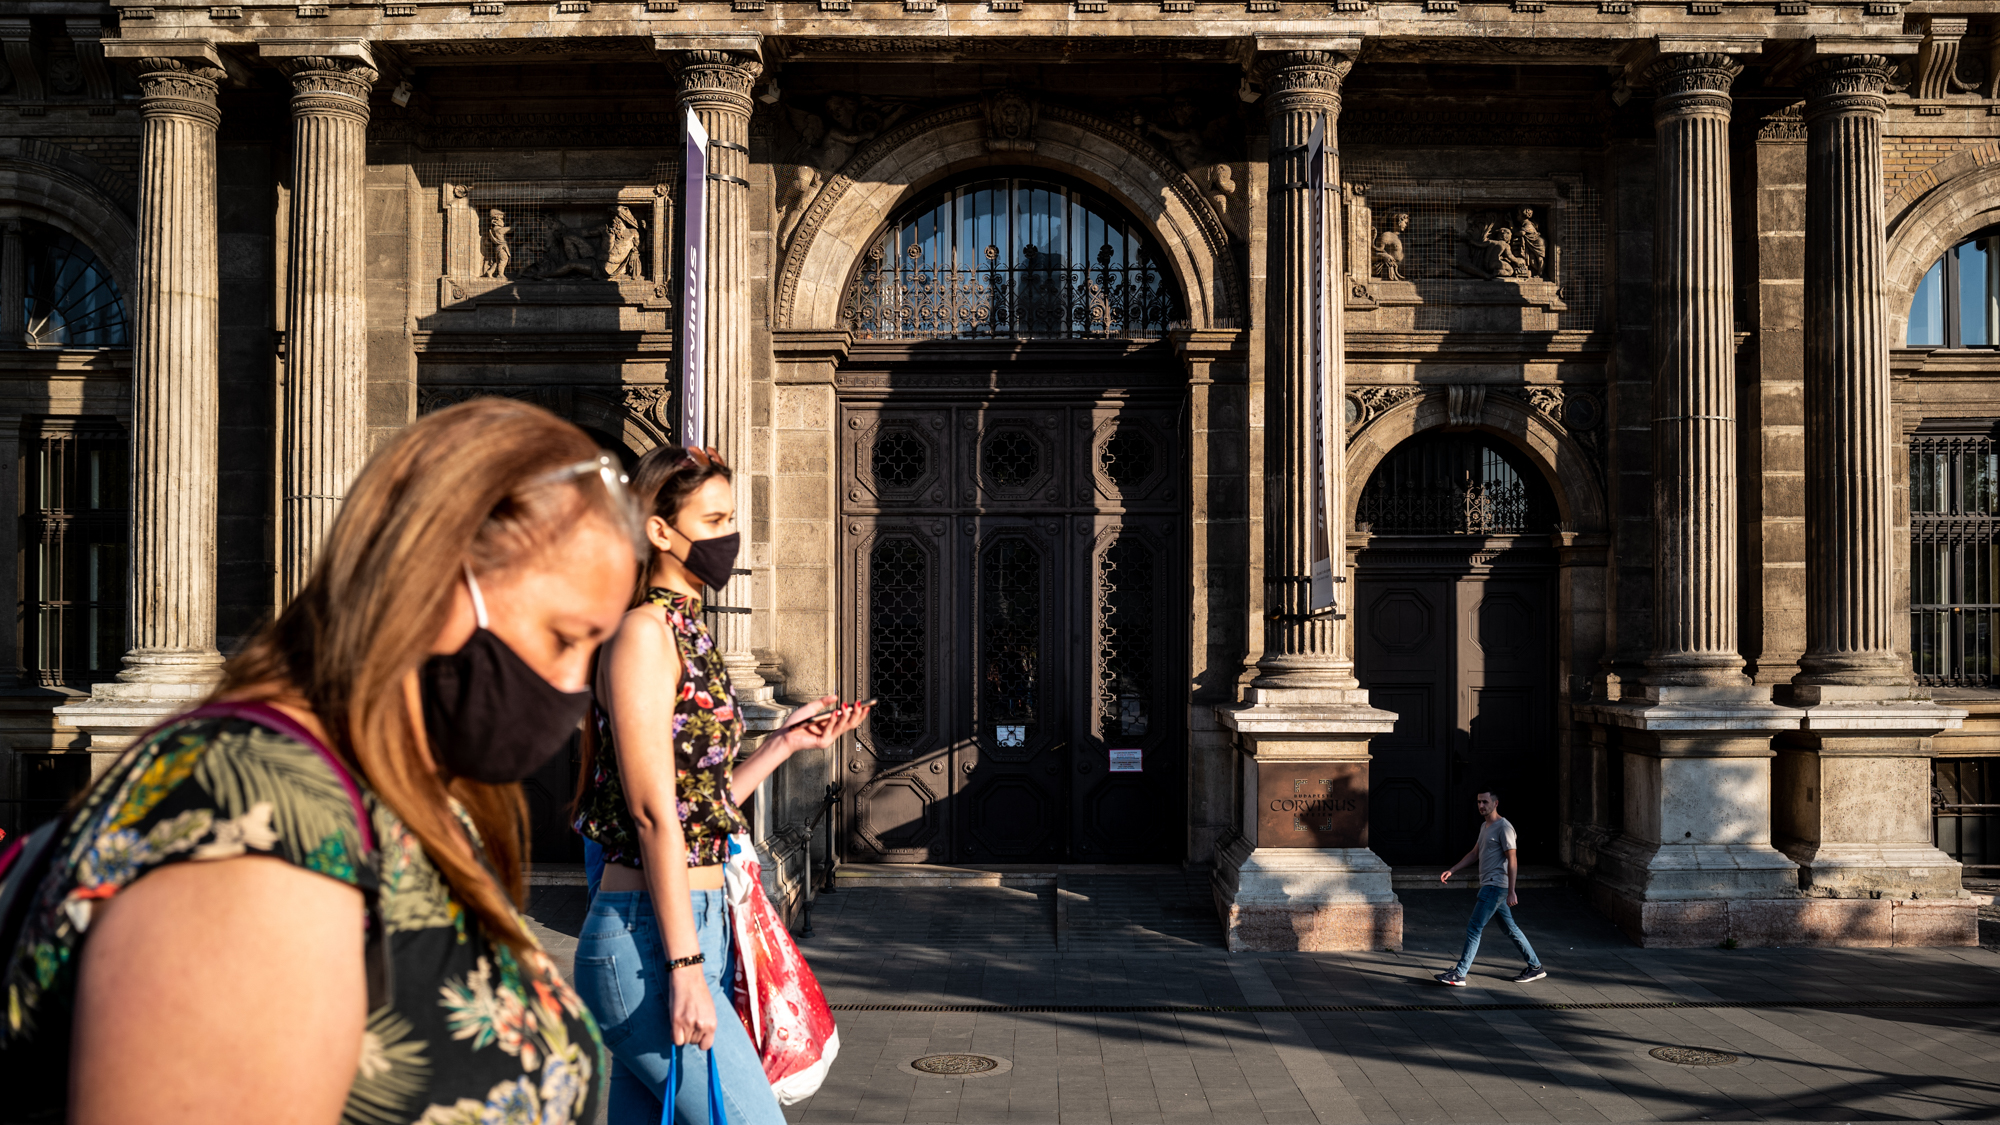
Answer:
[
  {"left": 1, "top": 399, "right": 638, "bottom": 1125},
  {"left": 571, "top": 444, "right": 865, "bottom": 1125}
]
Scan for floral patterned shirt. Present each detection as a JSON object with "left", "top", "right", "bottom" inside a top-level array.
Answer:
[
  {"left": 573, "top": 587, "right": 749, "bottom": 868},
  {"left": 0, "top": 715, "right": 604, "bottom": 1125}
]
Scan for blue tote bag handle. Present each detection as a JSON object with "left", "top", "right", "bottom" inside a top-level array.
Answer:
[{"left": 662, "top": 1042, "right": 729, "bottom": 1125}]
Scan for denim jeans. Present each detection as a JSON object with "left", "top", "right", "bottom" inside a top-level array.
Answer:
[
  {"left": 574, "top": 888, "right": 786, "bottom": 1125},
  {"left": 1451, "top": 884, "right": 1541, "bottom": 977}
]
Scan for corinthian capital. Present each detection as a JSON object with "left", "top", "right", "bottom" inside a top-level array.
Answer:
[
  {"left": 1801, "top": 54, "right": 1896, "bottom": 118},
  {"left": 128, "top": 57, "right": 227, "bottom": 125},
  {"left": 1645, "top": 52, "right": 1743, "bottom": 119},
  {"left": 278, "top": 55, "right": 378, "bottom": 116},
  {"left": 667, "top": 49, "right": 763, "bottom": 118},
  {"left": 1257, "top": 50, "right": 1355, "bottom": 118}
]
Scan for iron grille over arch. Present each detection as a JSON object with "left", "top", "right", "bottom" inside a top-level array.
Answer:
[
  {"left": 1357, "top": 431, "right": 1557, "bottom": 536},
  {"left": 1910, "top": 421, "right": 2000, "bottom": 687},
  {"left": 11, "top": 220, "right": 129, "bottom": 349},
  {"left": 840, "top": 175, "right": 1180, "bottom": 340}
]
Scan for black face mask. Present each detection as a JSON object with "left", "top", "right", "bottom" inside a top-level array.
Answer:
[
  {"left": 670, "top": 530, "right": 741, "bottom": 592},
  {"left": 420, "top": 569, "right": 591, "bottom": 784}
]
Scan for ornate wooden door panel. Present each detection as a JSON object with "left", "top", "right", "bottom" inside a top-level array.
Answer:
[
  {"left": 840, "top": 398, "right": 1184, "bottom": 864},
  {"left": 1354, "top": 577, "right": 1455, "bottom": 865}
]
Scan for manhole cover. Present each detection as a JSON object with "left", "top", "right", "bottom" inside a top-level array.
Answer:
[
  {"left": 1650, "top": 1046, "right": 1739, "bottom": 1067},
  {"left": 910, "top": 1054, "right": 1000, "bottom": 1075}
]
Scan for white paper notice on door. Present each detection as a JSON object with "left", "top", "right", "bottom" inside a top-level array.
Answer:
[{"left": 1107, "top": 748, "right": 1143, "bottom": 773}]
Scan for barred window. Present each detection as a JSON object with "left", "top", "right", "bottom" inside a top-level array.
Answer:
[
  {"left": 1907, "top": 229, "right": 1999, "bottom": 349},
  {"left": 1910, "top": 424, "right": 2000, "bottom": 687},
  {"left": 1356, "top": 432, "right": 1555, "bottom": 536},
  {"left": 21, "top": 419, "right": 129, "bottom": 688},
  {"left": 840, "top": 176, "right": 1179, "bottom": 341}
]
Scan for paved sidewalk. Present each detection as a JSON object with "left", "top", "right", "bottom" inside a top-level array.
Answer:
[{"left": 525, "top": 874, "right": 2000, "bottom": 1124}]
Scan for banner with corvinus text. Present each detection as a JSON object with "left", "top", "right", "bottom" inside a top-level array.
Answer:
[
  {"left": 1306, "top": 114, "right": 1338, "bottom": 614},
  {"left": 681, "top": 108, "right": 708, "bottom": 449}
]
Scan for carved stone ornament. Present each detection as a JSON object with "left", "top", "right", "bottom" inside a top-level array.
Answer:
[
  {"left": 279, "top": 56, "right": 378, "bottom": 122},
  {"left": 623, "top": 383, "right": 673, "bottom": 440},
  {"left": 131, "top": 57, "right": 227, "bottom": 125},
  {"left": 1345, "top": 384, "right": 1423, "bottom": 435},
  {"left": 1801, "top": 55, "right": 1896, "bottom": 119},
  {"left": 1645, "top": 52, "right": 1742, "bottom": 118},
  {"left": 984, "top": 90, "right": 1037, "bottom": 151},
  {"left": 669, "top": 50, "right": 762, "bottom": 117},
  {"left": 1257, "top": 51, "right": 1354, "bottom": 116},
  {"left": 1756, "top": 102, "right": 1806, "bottom": 141}
]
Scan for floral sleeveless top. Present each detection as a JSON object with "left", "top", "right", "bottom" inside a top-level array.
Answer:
[
  {"left": 574, "top": 587, "right": 748, "bottom": 868},
  {"left": 0, "top": 715, "right": 604, "bottom": 1125}
]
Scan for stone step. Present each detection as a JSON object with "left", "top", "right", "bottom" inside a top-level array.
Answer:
[{"left": 833, "top": 862, "right": 1183, "bottom": 889}]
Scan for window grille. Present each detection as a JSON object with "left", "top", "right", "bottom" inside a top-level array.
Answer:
[
  {"left": 1933, "top": 758, "right": 2000, "bottom": 872},
  {"left": 840, "top": 176, "right": 1179, "bottom": 341},
  {"left": 1356, "top": 432, "right": 1555, "bottom": 536},
  {"left": 867, "top": 536, "right": 929, "bottom": 752},
  {"left": 1910, "top": 426, "right": 2000, "bottom": 687},
  {"left": 6, "top": 220, "right": 129, "bottom": 349},
  {"left": 20, "top": 420, "right": 128, "bottom": 688}
]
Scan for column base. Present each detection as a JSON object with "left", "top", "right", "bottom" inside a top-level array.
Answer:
[
  {"left": 1590, "top": 881, "right": 1978, "bottom": 948},
  {"left": 1778, "top": 841, "right": 1970, "bottom": 899},
  {"left": 1211, "top": 831, "right": 1402, "bottom": 951},
  {"left": 55, "top": 652, "right": 224, "bottom": 750}
]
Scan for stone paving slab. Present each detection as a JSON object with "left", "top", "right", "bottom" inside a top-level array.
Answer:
[{"left": 523, "top": 875, "right": 2000, "bottom": 1124}]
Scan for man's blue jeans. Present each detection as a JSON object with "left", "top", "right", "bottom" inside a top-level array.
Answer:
[
  {"left": 574, "top": 888, "right": 787, "bottom": 1125},
  {"left": 1451, "top": 884, "right": 1541, "bottom": 977}
]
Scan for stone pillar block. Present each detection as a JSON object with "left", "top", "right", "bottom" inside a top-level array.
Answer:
[{"left": 1212, "top": 701, "right": 1401, "bottom": 952}]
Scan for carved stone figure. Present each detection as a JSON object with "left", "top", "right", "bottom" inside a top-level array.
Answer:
[
  {"left": 1515, "top": 207, "right": 1547, "bottom": 278},
  {"left": 779, "top": 93, "right": 910, "bottom": 246},
  {"left": 530, "top": 219, "right": 598, "bottom": 279},
  {"left": 1371, "top": 212, "right": 1409, "bottom": 281},
  {"left": 479, "top": 208, "right": 511, "bottom": 278},
  {"left": 984, "top": 90, "right": 1037, "bottom": 152},
  {"left": 1208, "top": 163, "right": 1243, "bottom": 237},
  {"left": 603, "top": 205, "right": 644, "bottom": 280},
  {"left": 1455, "top": 215, "right": 1528, "bottom": 280},
  {"left": 1133, "top": 95, "right": 1217, "bottom": 171}
]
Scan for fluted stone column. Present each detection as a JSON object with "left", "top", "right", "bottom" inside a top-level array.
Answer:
[
  {"left": 1252, "top": 50, "right": 1359, "bottom": 699},
  {"left": 58, "top": 46, "right": 227, "bottom": 748},
  {"left": 1646, "top": 53, "right": 1749, "bottom": 693},
  {"left": 665, "top": 41, "right": 775, "bottom": 716},
  {"left": 1797, "top": 56, "right": 1906, "bottom": 694},
  {"left": 1774, "top": 55, "right": 1972, "bottom": 938},
  {"left": 277, "top": 51, "right": 376, "bottom": 600},
  {"left": 1579, "top": 47, "right": 1805, "bottom": 948},
  {"left": 1214, "top": 44, "right": 1399, "bottom": 953}
]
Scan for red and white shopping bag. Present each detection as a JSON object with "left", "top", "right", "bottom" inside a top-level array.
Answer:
[{"left": 723, "top": 834, "right": 840, "bottom": 1104}]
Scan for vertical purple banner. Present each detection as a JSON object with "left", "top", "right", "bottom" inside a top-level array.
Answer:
[
  {"left": 681, "top": 108, "right": 708, "bottom": 449},
  {"left": 1306, "top": 114, "right": 1335, "bottom": 612}
]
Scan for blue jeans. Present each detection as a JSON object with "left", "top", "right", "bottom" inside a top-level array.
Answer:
[
  {"left": 574, "top": 888, "right": 786, "bottom": 1125},
  {"left": 584, "top": 838, "right": 605, "bottom": 903},
  {"left": 1451, "top": 885, "right": 1541, "bottom": 977}
]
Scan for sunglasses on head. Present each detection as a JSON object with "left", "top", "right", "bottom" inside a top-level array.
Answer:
[{"left": 676, "top": 445, "right": 728, "bottom": 472}]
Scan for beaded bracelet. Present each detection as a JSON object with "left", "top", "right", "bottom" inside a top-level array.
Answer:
[{"left": 666, "top": 952, "right": 706, "bottom": 970}]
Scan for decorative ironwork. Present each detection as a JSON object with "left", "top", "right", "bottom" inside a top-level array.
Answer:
[
  {"left": 21, "top": 420, "right": 128, "bottom": 688},
  {"left": 1097, "top": 535, "right": 1155, "bottom": 740},
  {"left": 840, "top": 177, "right": 1178, "bottom": 340},
  {"left": 982, "top": 427, "right": 1041, "bottom": 488},
  {"left": 1649, "top": 1047, "right": 1739, "bottom": 1067},
  {"left": 19, "top": 222, "right": 128, "bottom": 348},
  {"left": 1100, "top": 428, "right": 1156, "bottom": 488},
  {"left": 1357, "top": 433, "right": 1554, "bottom": 536},
  {"left": 980, "top": 537, "right": 1040, "bottom": 747},
  {"left": 868, "top": 536, "right": 930, "bottom": 750},
  {"left": 872, "top": 428, "right": 929, "bottom": 489},
  {"left": 1910, "top": 430, "right": 2000, "bottom": 687}
]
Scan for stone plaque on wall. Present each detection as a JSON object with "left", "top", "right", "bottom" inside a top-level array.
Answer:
[{"left": 1256, "top": 762, "right": 1368, "bottom": 848}]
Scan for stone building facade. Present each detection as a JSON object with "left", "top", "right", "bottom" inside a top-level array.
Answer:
[{"left": 2, "top": 1, "right": 1997, "bottom": 948}]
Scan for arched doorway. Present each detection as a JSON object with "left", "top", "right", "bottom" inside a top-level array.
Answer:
[
  {"left": 1354, "top": 429, "right": 1561, "bottom": 867},
  {"left": 836, "top": 172, "right": 1188, "bottom": 865}
]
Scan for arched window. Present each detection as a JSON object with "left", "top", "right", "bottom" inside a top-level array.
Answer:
[
  {"left": 1907, "top": 228, "right": 1999, "bottom": 349},
  {"left": 1357, "top": 431, "right": 1557, "bottom": 536},
  {"left": 5, "top": 220, "right": 129, "bottom": 349},
  {"left": 840, "top": 175, "right": 1178, "bottom": 341}
]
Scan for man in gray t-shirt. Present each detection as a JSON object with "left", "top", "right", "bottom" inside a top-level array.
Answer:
[{"left": 1435, "top": 789, "right": 1545, "bottom": 986}]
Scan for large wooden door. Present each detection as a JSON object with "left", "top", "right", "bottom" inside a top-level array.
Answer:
[
  {"left": 839, "top": 398, "right": 1183, "bottom": 864},
  {"left": 1355, "top": 562, "right": 1555, "bottom": 866}
]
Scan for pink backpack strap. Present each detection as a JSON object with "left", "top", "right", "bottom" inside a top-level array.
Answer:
[{"left": 180, "top": 701, "right": 376, "bottom": 856}]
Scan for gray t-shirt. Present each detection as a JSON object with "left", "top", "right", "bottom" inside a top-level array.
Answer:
[{"left": 1476, "top": 816, "right": 1518, "bottom": 888}]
